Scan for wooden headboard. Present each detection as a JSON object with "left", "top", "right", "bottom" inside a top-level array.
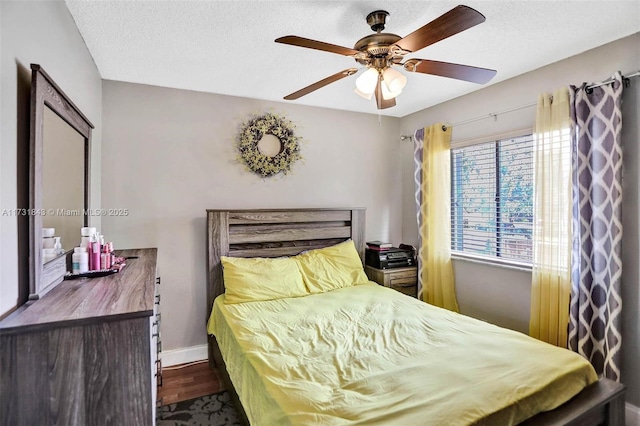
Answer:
[
  {"left": 205, "top": 208, "right": 365, "bottom": 420},
  {"left": 206, "top": 208, "right": 366, "bottom": 317}
]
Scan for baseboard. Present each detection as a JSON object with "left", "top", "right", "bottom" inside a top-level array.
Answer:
[
  {"left": 161, "top": 344, "right": 208, "bottom": 367},
  {"left": 627, "top": 402, "right": 640, "bottom": 426}
]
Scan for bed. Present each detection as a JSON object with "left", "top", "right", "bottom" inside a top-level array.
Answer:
[{"left": 206, "top": 208, "right": 625, "bottom": 425}]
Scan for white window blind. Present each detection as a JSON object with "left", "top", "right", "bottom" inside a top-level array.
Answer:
[{"left": 451, "top": 134, "right": 534, "bottom": 264}]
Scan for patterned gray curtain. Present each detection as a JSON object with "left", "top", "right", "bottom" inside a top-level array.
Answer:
[{"left": 568, "top": 72, "right": 624, "bottom": 381}]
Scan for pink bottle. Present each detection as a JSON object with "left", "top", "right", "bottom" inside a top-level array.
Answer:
[
  {"left": 101, "top": 245, "right": 111, "bottom": 269},
  {"left": 87, "top": 238, "right": 93, "bottom": 270},
  {"left": 91, "top": 238, "right": 101, "bottom": 271},
  {"left": 87, "top": 234, "right": 96, "bottom": 270}
]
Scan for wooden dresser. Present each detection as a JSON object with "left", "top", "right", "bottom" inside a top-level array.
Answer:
[{"left": 0, "top": 248, "right": 160, "bottom": 426}]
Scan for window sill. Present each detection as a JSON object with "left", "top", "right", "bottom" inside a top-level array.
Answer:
[{"left": 451, "top": 252, "right": 532, "bottom": 273}]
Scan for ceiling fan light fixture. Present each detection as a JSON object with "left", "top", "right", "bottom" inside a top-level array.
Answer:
[
  {"left": 277, "top": 6, "right": 497, "bottom": 110},
  {"left": 355, "top": 68, "right": 379, "bottom": 95},
  {"left": 354, "top": 87, "right": 373, "bottom": 100},
  {"left": 381, "top": 81, "right": 401, "bottom": 100},
  {"left": 382, "top": 67, "right": 408, "bottom": 94}
]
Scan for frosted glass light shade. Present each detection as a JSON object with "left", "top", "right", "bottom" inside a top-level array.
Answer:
[
  {"left": 383, "top": 67, "right": 407, "bottom": 94},
  {"left": 381, "top": 82, "right": 401, "bottom": 100},
  {"left": 355, "top": 68, "right": 379, "bottom": 95},
  {"left": 354, "top": 88, "right": 373, "bottom": 100}
]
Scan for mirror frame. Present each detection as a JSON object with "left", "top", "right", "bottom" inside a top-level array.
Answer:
[{"left": 29, "top": 64, "right": 94, "bottom": 299}]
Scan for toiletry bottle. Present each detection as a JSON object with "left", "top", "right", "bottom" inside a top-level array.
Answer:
[
  {"left": 72, "top": 247, "right": 89, "bottom": 274},
  {"left": 79, "top": 247, "right": 89, "bottom": 273},
  {"left": 81, "top": 227, "right": 95, "bottom": 248},
  {"left": 53, "top": 237, "right": 63, "bottom": 255},
  {"left": 101, "top": 245, "right": 111, "bottom": 269},
  {"left": 72, "top": 248, "right": 81, "bottom": 274},
  {"left": 106, "top": 245, "right": 111, "bottom": 268},
  {"left": 87, "top": 234, "right": 93, "bottom": 270},
  {"left": 108, "top": 242, "right": 115, "bottom": 266},
  {"left": 91, "top": 234, "right": 101, "bottom": 271}
]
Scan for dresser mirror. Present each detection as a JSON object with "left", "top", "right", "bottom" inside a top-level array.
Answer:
[{"left": 29, "top": 64, "right": 93, "bottom": 299}]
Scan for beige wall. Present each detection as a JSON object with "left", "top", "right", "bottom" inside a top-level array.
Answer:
[
  {"left": 399, "top": 33, "right": 640, "bottom": 406},
  {"left": 3, "top": 1, "right": 637, "bottom": 409},
  {"left": 101, "top": 80, "right": 402, "bottom": 351},
  {"left": 0, "top": 1, "right": 102, "bottom": 315}
]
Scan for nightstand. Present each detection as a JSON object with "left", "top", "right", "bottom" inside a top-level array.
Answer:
[{"left": 364, "top": 265, "right": 418, "bottom": 298}]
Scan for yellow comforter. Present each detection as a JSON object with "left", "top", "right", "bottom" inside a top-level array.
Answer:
[{"left": 207, "top": 283, "right": 597, "bottom": 425}]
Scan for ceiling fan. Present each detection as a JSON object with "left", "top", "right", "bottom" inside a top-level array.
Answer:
[{"left": 275, "top": 5, "right": 497, "bottom": 109}]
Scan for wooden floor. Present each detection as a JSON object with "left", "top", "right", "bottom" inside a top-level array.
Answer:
[{"left": 158, "top": 361, "right": 225, "bottom": 405}]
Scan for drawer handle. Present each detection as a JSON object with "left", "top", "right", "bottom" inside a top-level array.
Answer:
[
  {"left": 157, "top": 340, "right": 162, "bottom": 354},
  {"left": 156, "top": 276, "right": 161, "bottom": 285},
  {"left": 155, "top": 358, "right": 163, "bottom": 386},
  {"left": 155, "top": 294, "right": 161, "bottom": 304}
]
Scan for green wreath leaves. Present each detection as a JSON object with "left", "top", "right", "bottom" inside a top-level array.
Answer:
[{"left": 236, "top": 112, "right": 303, "bottom": 178}]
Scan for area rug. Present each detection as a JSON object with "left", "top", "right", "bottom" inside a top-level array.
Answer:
[{"left": 158, "top": 391, "right": 242, "bottom": 426}]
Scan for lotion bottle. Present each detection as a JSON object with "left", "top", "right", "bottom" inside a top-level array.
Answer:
[
  {"left": 91, "top": 234, "right": 101, "bottom": 270},
  {"left": 72, "top": 247, "right": 89, "bottom": 274},
  {"left": 53, "top": 237, "right": 63, "bottom": 255},
  {"left": 101, "top": 245, "right": 111, "bottom": 269},
  {"left": 87, "top": 234, "right": 93, "bottom": 269}
]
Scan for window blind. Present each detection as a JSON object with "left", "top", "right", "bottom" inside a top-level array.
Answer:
[{"left": 450, "top": 134, "right": 534, "bottom": 263}]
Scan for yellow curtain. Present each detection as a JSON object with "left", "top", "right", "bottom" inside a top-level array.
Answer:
[
  {"left": 529, "top": 88, "right": 572, "bottom": 347},
  {"left": 418, "top": 124, "right": 459, "bottom": 312}
]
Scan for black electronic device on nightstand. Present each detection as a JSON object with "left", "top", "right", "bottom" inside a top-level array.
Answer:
[{"left": 365, "top": 247, "right": 414, "bottom": 269}]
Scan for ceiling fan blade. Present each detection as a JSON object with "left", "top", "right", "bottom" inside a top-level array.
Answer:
[
  {"left": 405, "top": 59, "right": 496, "bottom": 84},
  {"left": 284, "top": 68, "right": 358, "bottom": 100},
  {"left": 394, "top": 5, "right": 486, "bottom": 53},
  {"left": 375, "top": 78, "right": 396, "bottom": 110},
  {"left": 276, "top": 35, "right": 360, "bottom": 57}
]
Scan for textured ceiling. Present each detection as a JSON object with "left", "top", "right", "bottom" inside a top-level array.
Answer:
[{"left": 65, "top": 1, "right": 639, "bottom": 117}]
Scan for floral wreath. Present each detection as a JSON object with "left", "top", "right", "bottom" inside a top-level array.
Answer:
[{"left": 235, "top": 112, "right": 303, "bottom": 178}]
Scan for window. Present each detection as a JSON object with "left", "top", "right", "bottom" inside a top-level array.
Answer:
[{"left": 450, "top": 134, "right": 534, "bottom": 264}]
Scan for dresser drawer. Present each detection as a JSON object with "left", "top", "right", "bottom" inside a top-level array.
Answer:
[
  {"left": 388, "top": 269, "right": 417, "bottom": 280},
  {"left": 390, "top": 277, "right": 416, "bottom": 287}
]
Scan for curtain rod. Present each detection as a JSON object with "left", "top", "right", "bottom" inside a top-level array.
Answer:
[
  {"left": 586, "top": 70, "right": 639, "bottom": 91},
  {"left": 400, "top": 71, "right": 640, "bottom": 139},
  {"left": 441, "top": 102, "right": 536, "bottom": 131},
  {"left": 435, "top": 70, "right": 640, "bottom": 132},
  {"left": 399, "top": 101, "right": 536, "bottom": 140}
]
